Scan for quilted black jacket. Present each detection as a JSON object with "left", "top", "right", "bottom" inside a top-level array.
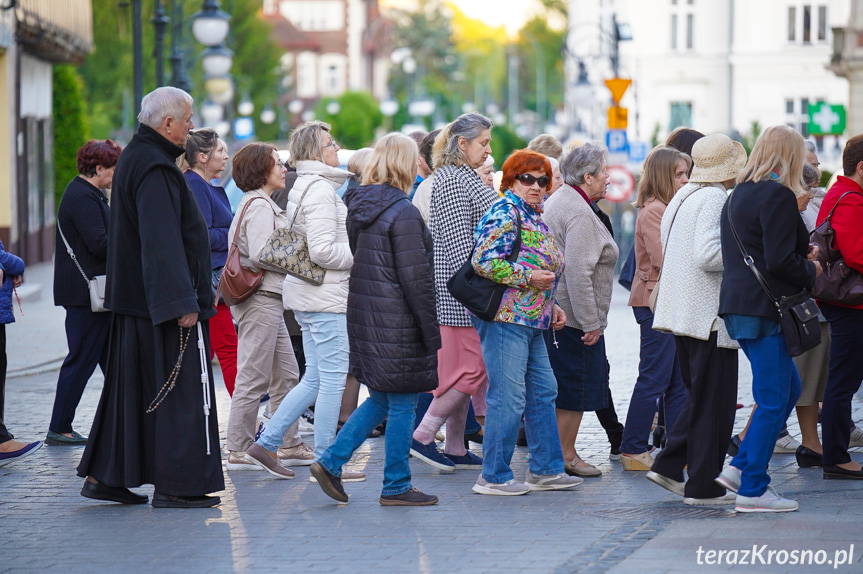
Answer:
[{"left": 343, "top": 183, "right": 441, "bottom": 393}]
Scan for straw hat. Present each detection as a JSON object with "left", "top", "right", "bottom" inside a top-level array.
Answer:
[{"left": 689, "top": 133, "right": 747, "bottom": 183}]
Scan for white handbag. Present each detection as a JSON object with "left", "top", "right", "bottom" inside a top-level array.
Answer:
[{"left": 57, "top": 222, "right": 108, "bottom": 313}]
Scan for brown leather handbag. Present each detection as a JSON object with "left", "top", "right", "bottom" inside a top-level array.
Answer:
[
  {"left": 810, "top": 191, "right": 863, "bottom": 306},
  {"left": 218, "top": 196, "right": 267, "bottom": 306}
]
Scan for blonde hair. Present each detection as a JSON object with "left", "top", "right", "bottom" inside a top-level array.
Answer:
[
  {"left": 347, "top": 147, "right": 374, "bottom": 182},
  {"left": 633, "top": 145, "right": 691, "bottom": 208},
  {"left": 737, "top": 125, "right": 808, "bottom": 197},
  {"left": 361, "top": 133, "right": 418, "bottom": 194},
  {"left": 287, "top": 120, "right": 331, "bottom": 167}
]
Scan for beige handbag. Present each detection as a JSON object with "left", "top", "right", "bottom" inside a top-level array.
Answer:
[{"left": 258, "top": 179, "right": 327, "bottom": 286}]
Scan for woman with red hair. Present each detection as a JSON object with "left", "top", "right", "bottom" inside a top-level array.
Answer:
[
  {"left": 468, "top": 149, "right": 579, "bottom": 495},
  {"left": 48, "top": 139, "right": 122, "bottom": 445}
]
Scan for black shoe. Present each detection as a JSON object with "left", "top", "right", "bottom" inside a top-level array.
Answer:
[
  {"left": 81, "top": 481, "right": 148, "bottom": 504},
  {"left": 151, "top": 492, "right": 220, "bottom": 508},
  {"left": 727, "top": 435, "right": 741, "bottom": 457},
  {"left": 463, "top": 431, "right": 484, "bottom": 449},
  {"left": 380, "top": 487, "right": 438, "bottom": 506},
  {"left": 652, "top": 426, "right": 666, "bottom": 450},
  {"left": 310, "top": 461, "right": 348, "bottom": 503},
  {"left": 46, "top": 430, "right": 87, "bottom": 446},
  {"left": 796, "top": 445, "right": 822, "bottom": 468},
  {"left": 823, "top": 465, "right": 863, "bottom": 480},
  {"left": 516, "top": 424, "right": 528, "bottom": 447}
]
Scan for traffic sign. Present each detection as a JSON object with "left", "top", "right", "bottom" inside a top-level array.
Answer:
[
  {"left": 606, "top": 129, "right": 629, "bottom": 154},
  {"left": 604, "top": 78, "right": 632, "bottom": 105},
  {"left": 808, "top": 102, "right": 846, "bottom": 135},
  {"left": 605, "top": 165, "right": 636, "bottom": 203},
  {"left": 628, "top": 141, "right": 649, "bottom": 163},
  {"left": 608, "top": 106, "right": 628, "bottom": 129}
]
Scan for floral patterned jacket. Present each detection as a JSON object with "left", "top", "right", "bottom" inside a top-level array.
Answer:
[{"left": 471, "top": 191, "right": 564, "bottom": 329}]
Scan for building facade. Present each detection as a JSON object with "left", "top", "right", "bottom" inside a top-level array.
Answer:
[{"left": 0, "top": 0, "right": 93, "bottom": 263}]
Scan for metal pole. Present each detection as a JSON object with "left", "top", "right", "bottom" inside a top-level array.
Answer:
[
  {"left": 524, "top": 36, "right": 546, "bottom": 130},
  {"left": 169, "top": 0, "right": 192, "bottom": 93},
  {"left": 152, "top": 0, "right": 169, "bottom": 87},
  {"left": 133, "top": 0, "right": 143, "bottom": 124},
  {"left": 507, "top": 46, "right": 518, "bottom": 127}
]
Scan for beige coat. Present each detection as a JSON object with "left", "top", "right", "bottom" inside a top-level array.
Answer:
[
  {"left": 544, "top": 185, "right": 619, "bottom": 332},
  {"left": 629, "top": 197, "right": 665, "bottom": 308},
  {"left": 229, "top": 190, "right": 288, "bottom": 295}
]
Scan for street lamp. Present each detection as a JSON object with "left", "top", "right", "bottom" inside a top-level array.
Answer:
[
  {"left": 200, "top": 44, "right": 233, "bottom": 77},
  {"left": 200, "top": 99, "right": 224, "bottom": 125},
  {"left": 260, "top": 105, "right": 277, "bottom": 125},
  {"left": 238, "top": 96, "right": 255, "bottom": 117},
  {"left": 326, "top": 101, "right": 342, "bottom": 116},
  {"left": 192, "top": 0, "right": 230, "bottom": 46}
]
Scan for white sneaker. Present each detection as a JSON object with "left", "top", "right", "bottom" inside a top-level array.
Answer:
[
  {"left": 715, "top": 465, "right": 742, "bottom": 493},
  {"left": 646, "top": 470, "right": 686, "bottom": 497},
  {"left": 849, "top": 426, "right": 863, "bottom": 448},
  {"left": 472, "top": 475, "right": 530, "bottom": 496},
  {"left": 774, "top": 434, "right": 800, "bottom": 454},
  {"left": 278, "top": 443, "right": 314, "bottom": 466},
  {"left": 226, "top": 451, "right": 264, "bottom": 471},
  {"left": 298, "top": 415, "right": 314, "bottom": 436},
  {"left": 525, "top": 471, "right": 583, "bottom": 491},
  {"left": 735, "top": 486, "right": 798, "bottom": 513},
  {"left": 684, "top": 492, "right": 737, "bottom": 506}
]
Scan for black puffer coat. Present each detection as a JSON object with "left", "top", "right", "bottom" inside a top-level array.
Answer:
[{"left": 343, "top": 183, "right": 440, "bottom": 393}]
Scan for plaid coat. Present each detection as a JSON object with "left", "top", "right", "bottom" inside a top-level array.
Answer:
[{"left": 429, "top": 163, "right": 499, "bottom": 326}]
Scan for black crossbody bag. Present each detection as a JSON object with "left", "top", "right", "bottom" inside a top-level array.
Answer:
[
  {"left": 447, "top": 204, "right": 522, "bottom": 322},
  {"left": 726, "top": 191, "right": 820, "bottom": 357}
]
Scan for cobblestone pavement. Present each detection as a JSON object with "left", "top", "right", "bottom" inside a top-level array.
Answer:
[{"left": 2, "top": 282, "right": 863, "bottom": 573}]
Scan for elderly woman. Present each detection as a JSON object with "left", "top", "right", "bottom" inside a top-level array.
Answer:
[
  {"left": 546, "top": 157, "right": 562, "bottom": 197},
  {"left": 48, "top": 139, "right": 122, "bottom": 446},
  {"left": 647, "top": 133, "right": 746, "bottom": 505},
  {"left": 469, "top": 149, "right": 579, "bottom": 495},
  {"left": 544, "top": 142, "right": 619, "bottom": 478},
  {"left": 247, "top": 122, "right": 363, "bottom": 481},
  {"left": 409, "top": 113, "right": 497, "bottom": 472},
  {"left": 620, "top": 145, "right": 690, "bottom": 471},
  {"left": 223, "top": 143, "right": 307, "bottom": 474},
  {"left": 411, "top": 129, "right": 442, "bottom": 225},
  {"left": 475, "top": 155, "right": 495, "bottom": 189},
  {"left": 182, "top": 129, "right": 238, "bottom": 396},
  {"left": 311, "top": 133, "right": 440, "bottom": 506},
  {"left": 716, "top": 126, "right": 820, "bottom": 512}
]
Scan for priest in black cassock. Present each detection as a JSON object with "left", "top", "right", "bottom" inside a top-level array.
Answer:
[{"left": 77, "top": 87, "right": 225, "bottom": 508}]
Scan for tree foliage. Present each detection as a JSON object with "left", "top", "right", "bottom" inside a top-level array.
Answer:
[
  {"left": 490, "top": 125, "right": 526, "bottom": 166},
  {"left": 514, "top": 17, "right": 566, "bottom": 119},
  {"left": 52, "top": 65, "right": 89, "bottom": 207},
  {"left": 314, "top": 92, "right": 383, "bottom": 150}
]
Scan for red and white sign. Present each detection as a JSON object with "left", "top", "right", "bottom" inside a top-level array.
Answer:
[{"left": 605, "top": 165, "right": 636, "bottom": 203}]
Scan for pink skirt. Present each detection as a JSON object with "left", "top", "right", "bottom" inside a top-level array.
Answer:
[{"left": 434, "top": 326, "right": 489, "bottom": 398}]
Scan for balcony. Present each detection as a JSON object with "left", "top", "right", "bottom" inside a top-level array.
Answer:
[{"left": 15, "top": 0, "right": 93, "bottom": 63}]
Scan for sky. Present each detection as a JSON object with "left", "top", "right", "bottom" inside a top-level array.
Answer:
[{"left": 381, "top": 0, "right": 544, "bottom": 36}]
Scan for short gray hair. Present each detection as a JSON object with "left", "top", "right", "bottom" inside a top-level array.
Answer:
[
  {"left": 803, "top": 162, "right": 821, "bottom": 187},
  {"left": 560, "top": 141, "right": 608, "bottom": 186},
  {"left": 805, "top": 139, "right": 817, "bottom": 155},
  {"left": 138, "top": 86, "right": 193, "bottom": 128},
  {"left": 288, "top": 120, "right": 331, "bottom": 166},
  {"left": 432, "top": 112, "right": 493, "bottom": 168}
]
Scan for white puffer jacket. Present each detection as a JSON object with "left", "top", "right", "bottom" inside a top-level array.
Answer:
[{"left": 282, "top": 160, "right": 353, "bottom": 314}]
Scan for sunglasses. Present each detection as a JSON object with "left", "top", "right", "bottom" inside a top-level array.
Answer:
[{"left": 516, "top": 173, "right": 550, "bottom": 188}]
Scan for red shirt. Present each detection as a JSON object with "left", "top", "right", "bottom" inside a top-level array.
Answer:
[{"left": 817, "top": 175, "right": 863, "bottom": 309}]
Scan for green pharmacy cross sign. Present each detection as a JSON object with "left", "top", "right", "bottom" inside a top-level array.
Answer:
[{"left": 808, "top": 102, "right": 846, "bottom": 135}]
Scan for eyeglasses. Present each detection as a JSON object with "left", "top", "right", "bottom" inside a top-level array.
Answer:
[
  {"left": 323, "top": 140, "right": 340, "bottom": 150},
  {"left": 516, "top": 173, "right": 550, "bottom": 188}
]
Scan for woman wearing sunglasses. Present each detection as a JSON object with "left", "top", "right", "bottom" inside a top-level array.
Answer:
[{"left": 468, "top": 149, "right": 578, "bottom": 495}]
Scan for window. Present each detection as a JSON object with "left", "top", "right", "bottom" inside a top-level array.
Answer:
[
  {"left": 669, "top": 101, "right": 693, "bottom": 130},
  {"left": 788, "top": 7, "right": 796, "bottom": 41},
  {"left": 785, "top": 98, "right": 814, "bottom": 136},
  {"left": 670, "top": 1, "right": 694, "bottom": 52},
  {"left": 671, "top": 14, "right": 678, "bottom": 50},
  {"left": 786, "top": 99, "right": 795, "bottom": 114},
  {"left": 686, "top": 14, "right": 694, "bottom": 49},
  {"left": 788, "top": 4, "right": 828, "bottom": 45},
  {"left": 818, "top": 6, "right": 827, "bottom": 41},
  {"left": 803, "top": 6, "right": 811, "bottom": 43}
]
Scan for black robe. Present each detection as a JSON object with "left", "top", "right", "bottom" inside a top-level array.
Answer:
[{"left": 77, "top": 125, "right": 224, "bottom": 496}]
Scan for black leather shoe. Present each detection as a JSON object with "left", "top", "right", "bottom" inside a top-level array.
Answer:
[
  {"left": 151, "top": 492, "right": 221, "bottom": 508},
  {"left": 463, "top": 431, "right": 484, "bottom": 449},
  {"left": 46, "top": 430, "right": 87, "bottom": 446},
  {"left": 81, "top": 481, "right": 148, "bottom": 504},
  {"left": 727, "top": 435, "right": 741, "bottom": 457},
  {"left": 823, "top": 465, "right": 863, "bottom": 480},
  {"left": 796, "top": 445, "right": 822, "bottom": 468}
]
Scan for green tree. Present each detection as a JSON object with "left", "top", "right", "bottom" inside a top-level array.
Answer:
[
  {"left": 53, "top": 65, "right": 89, "bottom": 207},
  {"left": 514, "top": 17, "right": 565, "bottom": 120},
  {"left": 490, "top": 125, "right": 526, "bottom": 166},
  {"left": 314, "top": 92, "right": 383, "bottom": 150}
]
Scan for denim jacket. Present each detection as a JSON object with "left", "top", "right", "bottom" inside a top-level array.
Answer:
[{"left": 471, "top": 191, "right": 564, "bottom": 329}]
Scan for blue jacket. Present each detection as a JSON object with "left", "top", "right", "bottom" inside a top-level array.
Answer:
[
  {"left": 185, "top": 169, "right": 232, "bottom": 269},
  {"left": 0, "top": 239, "right": 25, "bottom": 324}
]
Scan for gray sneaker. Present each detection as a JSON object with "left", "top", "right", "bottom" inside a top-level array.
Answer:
[
  {"left": 735, "top": 486, "right": 798, "bottom": 513},
  {"left": 525, "top": 471, "right": 583, "bottom": 491},
  {"left": 646, "top": 470, "right": 685, "bottom": 497},
  {"left": 472, "top": 475, "right": 530, "bottom": 496},
  {"left": 684, "top": 492, "right": 737, "bottom": 506},
  {"left": 715, "top": 465, "right": 742, "bottom": 493},
  {"left": 849, "top": 426, "right": 863, "bottom": 447}
]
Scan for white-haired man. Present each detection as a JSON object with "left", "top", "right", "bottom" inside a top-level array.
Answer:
[{"left": 77, "top": 87, "right": 224, "bottom": 508}]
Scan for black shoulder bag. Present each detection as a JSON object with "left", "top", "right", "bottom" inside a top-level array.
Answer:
[
  {"left": 447, "top": 204, "right": 522, "bottom": 322},
  {"left": 726, "top": 190, "right": 820, "bottom": 357}
]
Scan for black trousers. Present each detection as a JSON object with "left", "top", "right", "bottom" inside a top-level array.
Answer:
[
  {"left": 0, "top": 418, "right": 11, "bottom": 443},
  {"left": 820, "top": 303, "right": 863, "bottom": 466},
  {"left": 595, "top": 362, "right": 624, "bottom": 449},
  {"left": 651, "top": 333, "right": 738, "bottom": 499},
  {"left": 0, "top": 323, "right": 6, "bottom": 421},
  {"left": 49, "top": 307, "right": 111, "bottom": 433}
]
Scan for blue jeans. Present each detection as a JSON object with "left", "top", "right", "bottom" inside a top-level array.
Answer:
[
  {"left": 620, "top": 307, "right": 688, "bottom": 454},
  {"left": 257, "top": 311, "right": 348, "bottom": 459},
  {"left": 320, "top": 390, "right": 418, "bottom": 495},
  {"left": 472, "top": 318, "right": 564, "bottom": 483},
  {"left": 731, "top": 334, "right": 801, "bottom": 497}
]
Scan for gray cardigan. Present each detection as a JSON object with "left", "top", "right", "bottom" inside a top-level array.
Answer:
[{"left": 543, "top": 185, "right": 619, "bottom": 332}]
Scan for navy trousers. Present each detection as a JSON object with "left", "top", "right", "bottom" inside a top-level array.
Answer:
[{"left": 49, "top": 307, "right": 111, "bottom": 433}]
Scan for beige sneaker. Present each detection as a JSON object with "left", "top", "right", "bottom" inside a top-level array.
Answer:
[
  {"left": 311, "top": 470, "right": 366, "bottom": 483},
  {"left": 278, "top": 443, "right": 315, "bottom": 466},
  {"left": 227, "top": 451, "right": 263, "bottom": 471}
]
